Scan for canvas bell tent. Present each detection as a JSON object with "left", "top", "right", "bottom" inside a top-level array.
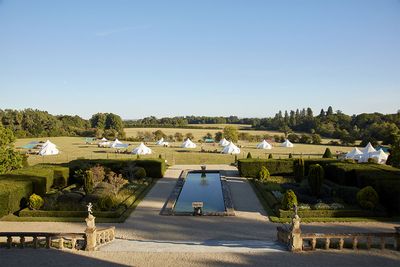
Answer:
[
  {"left": 132, "top": 143, "right": 152, "bottom": 155},
  {"left": 181, "top": 138, "right": 196, "bottom": 148},
  {"left": 38, "top": 140, "right": 59, "bottom": 156},
  {"left": 221, "top": 142, "right": 240, "bottom": 154},
  {"left": 256, "top": 140, "right": 272, "bottom": 149},
  {"left": 281, "top": 139, "right": 294, "bottom": 148},
  {"left": 219, "top": 138, "right": 230, "bottom": 147}
]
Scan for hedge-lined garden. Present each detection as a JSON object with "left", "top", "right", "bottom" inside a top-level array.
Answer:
[
  {"left": 240, "top": 158, "right": 400, "bottom": 221},
  {"left": 0, "top": 159, "right": 165, "bottom": 221}
]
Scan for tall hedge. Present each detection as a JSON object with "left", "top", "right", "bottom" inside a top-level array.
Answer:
[
  {"left": 0, "top": 179, "right": 33, "bottom": 217},
  {"left": 308, "top": 164, "right": 324, "bottom": 196},
  {"left": 238, "top": 159, "right": 294, "bottom": 178},
  {"left": 293, "top": 158, "right": 305, "bottom": 183}
]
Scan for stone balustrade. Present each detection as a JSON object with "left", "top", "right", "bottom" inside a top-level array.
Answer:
[
  {"left": 277, "top": 216, "right": 400, "bottom": 252},
  {"left": 0, "top": 232, "right": 86, "bottom": 250}
]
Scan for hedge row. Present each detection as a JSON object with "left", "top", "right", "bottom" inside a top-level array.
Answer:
[
  {"left": 238, "top": 158, "right": 339, "bottom": 178},
  {"left": 6, "top": 164, "right": 69, "bottom": 195},
  {"left": 278, "top": 208, "right": 387, "bottom": 218},
  {"left": 238, "top": 159, "right": 294, "bottom": 177},
  {"left": 68, "top": 159, "right": 166, "bottom": 182}
]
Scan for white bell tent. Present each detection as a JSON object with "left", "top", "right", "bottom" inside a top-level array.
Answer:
[
  {"left": 38, "top": 140, "right": 59, "bottom": 156},
  {"left": 110, "top": 139, "right": 128, "bottom": 149},
  {"left": 100, "top": 137, "right": 108, "bottom": 141},
  {"left": 281, "top": 139, "right": 294, "bottom": 148},
  {"left": 132, "top": 143, "right": 152, "bottom": 155},
  {"left": 156, "top": 138, "right": 165, "bottom": 145},
  {"left": 219, "top": 138, "right": 230, "bottom": 147},
  {"left": 181, "top": 138, "right": 197, "bottom": 148},
  {"left": 256, "top": 140, "right": 272, "bottom": 149},
  {"left": 221, "top": 142, "right": 240, "bottom": 154}
]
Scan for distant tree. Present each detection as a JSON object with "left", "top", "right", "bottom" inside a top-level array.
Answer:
[
  {"left": 311, "top": 134, "right": 322, "bottom": 144},
  {"left": 0, "top": 125, "right": 22, "bottom": 174},
  {"left": 214, "top": 131, "right": 223, "bottom": 142},
  {"left": 174, "top": 132, "right": 183, "bottom": 142},
  {"left": 326, "top": 106, "right": 334, "bottom": 116},
  {"left": 185, "top": 132, "right": 194, "bottom": 140},
  {"left": 153, "top": 130, "right": 166, "bottom": 140},
  {"left": 223, "top": 126, "right": 238, "bottom": 142},
  {"left": 390, "top": 135, "right": 400, "bottom": 168}
]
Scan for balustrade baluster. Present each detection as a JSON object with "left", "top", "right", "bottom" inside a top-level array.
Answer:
[
  {"left": 311, "top": 238, "right": 316, "bottom": 250},
  {"left": 33, "top": 236, "right": 39, "bottom": 248},
  {"left": 46, "top": 236, "right": 51, "bottom": 249},
  {"left": 7, "top": 236, "right": 12, "bottom": 249},
  {"left": 59, "top": 237, "right": 64, "bottom": 249},
  {"left": 20, "top": 236, "right": 25, "bottom": 248},
  {"left": 380, "top": 237, "right": 385, "bottom": 250},
  {"left": 366, "top": 236, "right": 371, "bottom": 250},
  {"left": 325, "top": 238, "right": 330, "bottom": 250},
  {"left": 352, "top": 237, "right": 358, "bottom": 250},
  {"left": 339, "top": 238, "right": 344, "bottom": 250}
]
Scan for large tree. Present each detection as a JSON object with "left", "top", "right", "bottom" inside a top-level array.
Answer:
[
  {"left": 223, "top": 126, "right": 238, "bottom": 143},
  {"left": 0, "top": 125, "right": 22, "bottom": 174}
]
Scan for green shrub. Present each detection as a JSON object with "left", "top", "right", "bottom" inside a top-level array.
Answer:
[
  {"left": 237, "top": 159, "right": 294, "bottom": 178},
  {"left": 268, "top": 154, "right": 273, "bottom": 159},
  {"left": 258, "top": 166, "right": 270, "bottom": 181},
  {"left": 134, "top": 167, "right": 147, "bottom": 179},
  {"left": 246, "top": 152, "right": 252, "bottom": 159},
  {"left": 288, "top": 153, "right": 293, "bottom": 159},
  {"left": 308, "top": 164, "right": 324, "bottom": 196},
  {"left": 357, "top": 186, "right": 379, "bottom": 210},
  {"left": 281, "top": 189, "right": 298, "bottom": 210},
  {"left": 68, "top": 159, "right": 166, "bottom": 179},
  {"left": 97, "top": 194, "right": 119, "bottom": 211},
  {"left": 322, "top": 148, "right": 333, "bottom": 158},
  {"left": 84, "top": 170, "right": 95, "bottom": 194},
  {"left": 28, "top": 193, "right": 44, "bottom": 210},
  {"left": 293, "top": 158, "right": 305, "bottom": 183}
]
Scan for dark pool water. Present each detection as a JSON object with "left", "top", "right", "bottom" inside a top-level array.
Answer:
[{"left": 174, "top": 172, "right": 225, "bottom": 213}]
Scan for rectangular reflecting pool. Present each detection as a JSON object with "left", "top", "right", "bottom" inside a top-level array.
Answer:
[{"left": 174, "top": 172, "right": 226, "bottom": 213}]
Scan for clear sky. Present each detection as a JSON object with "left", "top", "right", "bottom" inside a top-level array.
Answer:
[{"left": 1, "top": 0, "right": 399, "bottom": 119}]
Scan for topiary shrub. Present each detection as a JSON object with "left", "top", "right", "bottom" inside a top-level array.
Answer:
[
  {"left": 158, "top": 154, "right": 162, "bottom": 159},
  {"left": 268, "top": 154, "right": 273, "bottom": 159},
  {"left": 134, "top": 167, "right": 147, "bottom": 179},
  {"left": 28, "top": 193, "right": 44, "bottom": 210},
  {"left": 84, "top": 170, "right": 95, "bottom": 194},
  {"left": 247, "top": 152, "right": 252, "bottom": 159},
  {"left": 293, "top": 158, "right": 305, "bottom": 183},
  {"left": 308, "top": 164, "right": 324, "bottom": 196},
  {"left": 288, "top": 153, "right": 293, "bottom": 159},
  {"left": 90, "top": 165, "right": 105, "bottom": 187},
  {"left": 322, "top": 148, "right": 333, "bottom": 158},
  {"left": 258, "top": 166, "right": 270, "bottom": 182},
  {"left": 357, "top": 186, "right": 379, "bottom": 210},
  {"left": 367, "top": 158, "right": 378, "bottom": 164},
  {"left": 281, "top": 189, "right": 298, "bottom": 210}
]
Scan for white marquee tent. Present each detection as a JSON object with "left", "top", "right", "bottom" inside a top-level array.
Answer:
[
  {"left": 345, "top": 147, "right": 363, "bottom": 159},
  {"left": 219, "top": 138, "right": 230, "bottom": 147},
  {"left": 281, "top": 139, "right": 294, "bottom": 148},
  {"left": 257, "top": 140, "right": 272, "bottom": 149},
  {"left": 345, "top": 143, "right": 389, "bottom": 164},
  {"left": 221, "top": 142, "right": 240, "bottom": 154},
  {"left": 38, "top": 140, "right": 59, "bottom": 156},
  {"left": 181, "top": 138, "right": 196, "bottom": 148},
  {"left": 132, "top": 143, "right": 152, "bottom": 155}
]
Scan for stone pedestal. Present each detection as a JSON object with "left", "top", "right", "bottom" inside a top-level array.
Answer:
[
  {"left": 289, "top": 215, "right": 302, "bottom": 252},
  {"left": 85, "top": 214, "right": 97, "bottom": 251}
]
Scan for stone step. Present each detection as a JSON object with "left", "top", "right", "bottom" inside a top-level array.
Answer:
[{"left": 99, "top": 239, "right": 286, "bottom": 253}]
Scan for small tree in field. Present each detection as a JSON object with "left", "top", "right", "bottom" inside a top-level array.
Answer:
[{"left": 247, "top": 152, "right": 252, "bottom": 159}]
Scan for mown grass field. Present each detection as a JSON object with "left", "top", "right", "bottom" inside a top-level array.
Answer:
[{"left": 16, "top": 130, "right": 354, "bottom": 166}]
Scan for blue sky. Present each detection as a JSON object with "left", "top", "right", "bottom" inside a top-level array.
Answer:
[{"left": 0, "top": 0, "right": 399, "bottom": 119}]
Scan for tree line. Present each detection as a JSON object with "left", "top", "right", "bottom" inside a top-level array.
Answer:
[{"left": 1, "top": 107, "right": 400, "bottom": 146}]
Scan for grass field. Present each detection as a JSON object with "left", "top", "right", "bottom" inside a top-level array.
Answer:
[{"left": 16, "top": 134, "right": 354, "bottom": 166}]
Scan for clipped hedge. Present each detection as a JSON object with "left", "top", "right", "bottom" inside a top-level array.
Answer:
[
  {"left": 68, "top": 159, "right": 166, "bottom": 183},
  {"left": 278, "top": 208, "right": 386, "bottom": 218},
  {"left": 6, "top": 164, "right": 69, "bottom": 195},
  {"left": 0, "top": 179, "right": 33, "bottom": 217},
  {"left": 238, "top": 159, "right": 294, "bottom": 178}
]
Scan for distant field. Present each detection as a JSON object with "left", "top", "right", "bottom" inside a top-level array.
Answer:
[
  {"left": 188, "top": 124, "right": 253, "bottom": 129},
  {"left": 15, "top": 136, "right": 354, "bottom": 166},
  {"left": 124, "top": 127, "right": 339, "bottom": 144}
]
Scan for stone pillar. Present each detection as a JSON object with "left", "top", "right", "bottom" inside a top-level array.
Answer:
[
  {"left": 85, "top": 214, "right": 97, "bottom": 251},
  {"left": 289, "top": 214, "right": 302, "bottom": 252},
  {"left": 395, "top": 227, "right": 400, "bottom": 251}
]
